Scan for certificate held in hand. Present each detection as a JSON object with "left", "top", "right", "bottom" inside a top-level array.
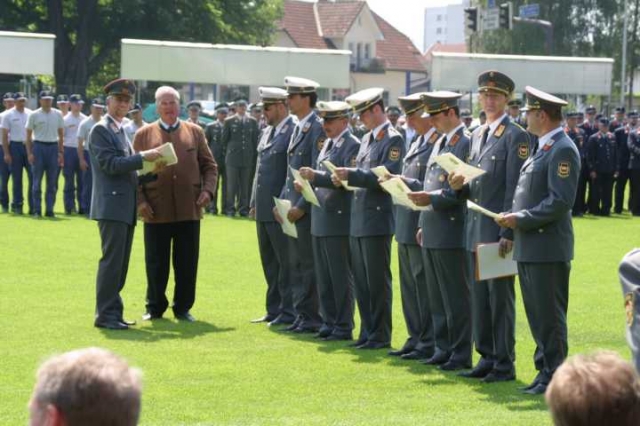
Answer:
[
  {"left": 434, "top": 152, "right": 485, "bottom": 183},
  {"left": 290, "top": 166, "right": 320, "bottom": 207},
  {"left": 138, "top": 142, "right": 178, "bottom": 175},
  {"left": 475, "top": 242, "right": 518, "bottom": 281},
  {"left": 273, "top": 197, "right": 298, "bottom": 238}
]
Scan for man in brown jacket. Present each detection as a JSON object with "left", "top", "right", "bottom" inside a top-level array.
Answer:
[{"left": 134, "top": 86, "right": 218, "bottom": 322}]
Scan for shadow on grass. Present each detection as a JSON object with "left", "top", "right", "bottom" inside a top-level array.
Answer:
[{"left": 99, "top": 319, "right": 235, "bottom": 341}]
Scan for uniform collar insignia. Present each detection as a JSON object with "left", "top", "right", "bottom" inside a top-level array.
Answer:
[
  {"left": 494, "top": 124, "right": 505, "bottom": 138},
  {"left": 376, "top": 128, "right": 386, "bottom": 141},
  {"left": 449, "top": 134, "right": 460, "bottom": 147},
  {"left": 428, "top": 132, "right": 438, "bottom": 143},
  {"left": 336, "top": 137, "right": 344, "bottom": 147},
  {"left": 302, "top": 122, "right": 311, "bottom": 133}
]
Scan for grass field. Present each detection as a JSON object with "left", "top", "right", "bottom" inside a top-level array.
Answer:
[{"left": 1, "top": 199, "right": 639, "bottom": 425}]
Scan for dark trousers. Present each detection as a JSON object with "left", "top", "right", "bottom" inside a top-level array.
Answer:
[
  {"left": 518, "top": 261, "right": 570, "bottom": 384},
  {"left": 631, "top": 169, "right": 640, "bottom": 216},
  {"left": 398, "top": 242, "right": 434, "bottom": 354},
  {"left": 257, "top": 220, "right": 294, "bottom": 320},
  {"left": 468, "top": 251, "right": 516, "bottom": 372},
  {"left": 63, "top": 146, "right": 83, "bottom": 213},
  {"left": 422, "top": 248, "right": 471, "bottom": 364},
  {"left": 208, "top": 165, "right": 226, "bottom": 214},
  {"left": 573, "top": 161, "right": 589, "bottom": 215},
  {"left": 32, "top": 142, "right": 59, "bottom": 215},
  {"left": 0, "top": 145, "right": 9, "bottom": 210},
  {"left": 95, "top": 220, "right": 135, "bottom": 323},
  {"left": 144, "top": 220, "right": 200, "bottom": 316},
  {"left": 614, "top": 169, "right": 630, "bottom": 213},
  {"left": 225, "top": 165, "right": 251, "bottom": 215},
  {"left": 287, "top": 225, "right": 321, "bottom": 327},
  {"left": 312, "top": 235, "right": 355, "bottom": 335},
  {"left": 590, "top": 173, "right": 614, "bottom": 215},
  {"left": 9, "top": 142, "right": 33, "bottom": 213},
  {"left": 80, "top": 151, "right": 92, "bottom": 214},
  {"left": 350, "top": 235, "right": 393, "bottom": 344}
]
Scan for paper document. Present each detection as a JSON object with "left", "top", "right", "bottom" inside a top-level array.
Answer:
[
  {"left": 434, "top": 152, "right": 485, "bottom": 183},
  {"left": 273, "top": 197, "right": 298, "bottom": 238},
  {"left": 475, "top": 242, "right": 518, "bottom": 281},
  {"left": 379, "top": 177, "right": 428, "bottom": 211},
  {"left": 371, "top": 166, "right": 391, "bottom": 179},
  {"left": 290, "top": 167, "right": 320, "bottom": 207},
  {"left": 138, "top": 143, "right": 178, "bottom": 175},
  {"left": 467, "top": 200, "right": 501, "bottom": 219},
  {"left": 322, "top": 160, "right": 356, "bottom": 191}
]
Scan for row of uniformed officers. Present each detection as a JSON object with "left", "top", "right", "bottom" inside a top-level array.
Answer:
[{"left": 250, "top": 71, "right": 580, "bottom": 396}]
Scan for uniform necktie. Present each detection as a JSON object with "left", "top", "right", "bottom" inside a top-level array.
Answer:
[
  {"left": 480, "top": 127, "right": 489, "bottom": 150},
  {"left": 268, "top": 126, "right": 276, "bottom": 142},
  {"left": 325, "top": 138, "right": 334, "bottom": 152},
  {"left": 438, "top": 135, "right": 448, "bottom": 153}
]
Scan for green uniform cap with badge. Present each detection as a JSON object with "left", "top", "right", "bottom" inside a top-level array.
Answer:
[
  {"left": 103, "top": 78, "right": 136, "bottom": 99},
  {"left": 398, "top": 92, "right": 427, "bottom": 116},
  {"left": 478, "top": 70, "right": 515, "bottom": 96},
  {"left": 420, "top": 90, "right": 463, "bottom": 117},
  {"left": 520, "top": 85, "right": 568, "bottom": 112},
  {"left": 345, "top": 87, "right": 384, "bottom": 113},
  {"left": 316, "top": 101, "right": 353, "bottom": 120},
  {"left": 284, "top": 76, "right": 320, "bottom": 94}
]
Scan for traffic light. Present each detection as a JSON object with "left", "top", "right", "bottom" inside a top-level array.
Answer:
[
  {"left": 464, "top": 7, "right": 479, "bottom": 34},
  {"left": 499, "top": 2, "right": 513, "bottom": 30}
]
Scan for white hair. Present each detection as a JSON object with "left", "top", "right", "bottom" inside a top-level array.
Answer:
[{"left": 154, "top": 86, "right": 180, "bottom": 102}]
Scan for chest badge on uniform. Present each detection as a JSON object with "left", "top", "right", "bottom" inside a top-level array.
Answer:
[
  {"left": 557, "top": 162, "right": 570, "bottom": 178},
  {"left": 518, "top": 143, "right": 529, "bottom": 159},
  {"left": 389, "top": 146, "right": 401, "bottom": 161},
  {"left": 625, "top": 292, "right": 635, "bottom": 327},
  {"left": 494, "top": 124, "right": 505, "bottom": 138}
]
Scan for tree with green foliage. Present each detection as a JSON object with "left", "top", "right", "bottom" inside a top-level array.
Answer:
[{"left": 0, "top": 0, "right": 283, "bottom": 97}]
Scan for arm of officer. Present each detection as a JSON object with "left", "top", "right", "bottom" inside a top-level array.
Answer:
[
  {"left": 431, "top": 138, "right": 469, "bottom": 210},
  {"left": 500, "top": 129, "right": 529, "bottom": 240},
  {"left": 511, "top": 145, "right": 580, "bottom": 230},
  {"left": 586, "top": 135, "right": 597, "bottom": 171},
  {"left": 89, "top": 125, "right": 143, "bottom": 175},
  {"left": 629, "top": 132, "right": 640, "bottom": 156},
  {"left": 348, "top": 134, "right": 404, "bottom": 188}
]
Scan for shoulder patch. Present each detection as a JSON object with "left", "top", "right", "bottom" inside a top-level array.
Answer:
[
  {"left": 557, "top": 161, "right": 570, "bottom": 178},
  {"left": 494, "top": 124, "right": 505, "bottom": 138},
  {"left": 625, "top": 292, "right": 635, "bottom": 327},
  {"left": 518, "top": 143, "right": 529, "bottom": 160},
  {"left": 389, "top": 146, "right": 401, "bottom": 161},
  {"left": 317, "top": 137, "right": 325, "bottom": 151},
  {"left": 449, "top": 134, "right": 460, "bottom": 147}
]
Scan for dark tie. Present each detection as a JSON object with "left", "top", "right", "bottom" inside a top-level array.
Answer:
[
  {"left": 438, "top": 135, "right": 447, "bottom": 153},
  {"left": 480, "top": 128, "right": 489, "bottom": 150},
  {"left": 291, "top": 126, "right": 300, "bottom": 145},
  {"left": 268, "top": 126, "right": 276, "bottom": 142},
  {"left": 325, "top": 138, "right": 334, "bottom": 152}
]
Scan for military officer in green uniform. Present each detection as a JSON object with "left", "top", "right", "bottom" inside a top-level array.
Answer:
[
  {"left": 186, "top": 101, "right": 207, "bottom": 129},
  {"left": 333, "top": 88, "right": 405, "bottom": 349},
  {"left": 205, "top": 104, "right": 228, "bottom": 214},
  {"left": 221, "top": 99, "right": 259, "bottom": 217},
  {"left": 450, "top": 71, "right": 529, "bottom": 383},
  {"left": 496, "top": 86, "right": 580, "bottom": 395}
]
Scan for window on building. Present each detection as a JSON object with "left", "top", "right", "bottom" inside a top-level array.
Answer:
[
  {"left": 364, "top": 43, "right": 370, "bottom": 60},
  {"left": 436, "top": 27, "right": 442, "bottom": 34},
  {"left": 436, "top": 14, "right": 442, "bottom": 21}
]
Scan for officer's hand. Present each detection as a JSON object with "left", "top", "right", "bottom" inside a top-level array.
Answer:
[
  {"left": 79, "top": 158, "right": 88, "bottom": 171},
  {"left": 590, "top": 171, "right": 597, "bottom": 180},
  {"left": 407, "top": 191, "right": 431, "bottom": 207},
  {"left": 28, "top": 153, "right": 35, "bottom": 165},
  {"left": 299, "top": 167, "right": 315, "bottom": 181},
  {"left": 249, "top": 207, "right": 256, "bottom": 219},
  {"left": 196, "top": 191, "right": 211, "bottom": 208},
  {"left": 287, "top": 207, "right": 305, "bottom": 223},
  {"left": 272, "top": 206, "right": 283, "bottom": 224},
  {"left": 330, "top": 173, "right": 342, "bottom": 188},
  {"left": 498, "top": 238, "right": 513, "bottom": 258},
  {"left": 448, "top": 172, "right": 465, "bottom": 191},
  {"left": 378, "top": 173, "right": 396, "bottom": 184},
  {"left": 416, "top": 228, "right": 423, "bottom": 246},
  {"left": 293, "top": 181, "right": 303, "bottom": 193},
  {"left": 142, "top": 148, "right": 163, "bottom": 162},
  {"left": 333, "top": 167, "right": 349, "bottom": 181},
  {"left": 495, "top": 213, "right": 517, "bottom": 229},
  {"left": 58, "top": 152, "right": 64, "bottom": 167},
  {"left": 138, "top": 201, "right": 154, "bottom": 221},
  {"left": 3, "top": 153, "right": 11, "bottom": 165}
]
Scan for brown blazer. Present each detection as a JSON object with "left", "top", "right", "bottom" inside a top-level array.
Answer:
[{"left": 134, "top": 120, "right": 218, "bottom": 223}]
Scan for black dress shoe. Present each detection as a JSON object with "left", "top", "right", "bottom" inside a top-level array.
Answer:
[
  {"left": 119, "top": 318, "right": 137, "bottom": 326},
  {"left": 95, "top": 320, "right": 128, "bottom": 330},
  {"left": 388, "top": 347, "right": 413, "bottom": 357},
  {"left": 458, "top": 364, "right": 494, "bottom": 379},
  {"left": 522, "top": 383, "right": 547, "bottom": 395},
  {"left": 519, "top": 379, "right": 541, "bottom": 391},
  {"left": 357, "top": 341, "right": 391, "bottom": 350},
  {"left": 323, "top": 333, "right": 353, "bottom": 341},
  {"left": 45, "top": 211, "right": 55, "bottom": 217},
  {"left": 439, "top": 360, "right": 472, "bottom": 371},
  {"left": 268, "top": 315, "right": 295, "bottom": 326},
  {"left": 292, "top": 325, "right": 318, "bottom": 334},
  {"left": 175, "top": 312, "right": 196, "bottom": 322},
  {"left": 401, "top": 350, "right": 431, "bottom": 361},
  {"left": 315, "top": 328, "right": 333, "bottom": 338},
  {"left": 482, "top": 369, "right": 516, "bottom": 383},
  {"left": 349, "top": 338, "right": 368, "bottom": 347},
  {"left": 251, "top": 314, "right": 276, "bottom": 323},
  {"left": 421, "top": 352, "right": 450, "bottom": 365},
  {"left": 142, "top": 312, "right": 163, "bottom": 321}
]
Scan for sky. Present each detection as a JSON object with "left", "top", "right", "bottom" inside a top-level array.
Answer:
[{"left": 366, "top": 0, "right": 462, "bottom": 52}]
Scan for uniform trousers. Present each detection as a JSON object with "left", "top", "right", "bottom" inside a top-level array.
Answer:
[
  {"left": 209, "top": 164, "right": 226, "bottom": 214},
  {"left": 468, "top": 251, "right": 516, "bottom": 372},
  {"left": 630, "top": 169, "right": 640, "bottom": 216},
  {"left": 422, "top": 248, "right": 471, "bottom": 364},
  {"left": 80, "top": 151, "right": 92, "bottom": 214},
  {"left": 350, "top": 235, "right": 392, "bottom": 344},
  {"left": 590, "top": 173, "right": 614, "bottom": 215},
  {"left": 312, "top": 235, "right": 354, "bottom": 336},
  {"left": 0, "top": 145, "right": 9, "bottom": 210},
  {"left": 572, "top": 161, "right": 589, "bottom": 215},
  {"left": 287, "top": 223, "right": 321, "bottom": 328},
  {"left": 144, "top": 220, "right": 200, "bottom": 316},
  {"left": 398, "top": 242, "right": 434, "bottom": 354},
  {"left": 9, "top": 142, "right": 33, "bottom": 213},
  {"left": 614, "top": 169, "right": 630, "bottom": 213},
  {"left": 256, "top": 220, "right": 294, "bottom": 321},
  {"left": 63, "top": 146, "right": 83, "bottom": 213},
  {"left": 32, "top": 142, "right": 59, "bottom": 215},
  {"left": 95, "top": 220, "right": 135, "bottom": 323},
  {"left": 518, "top": 261, "right": 570, "bottom": 385},
  {"left": 225, "top": 165, "right": 251, "bottom": 215}
]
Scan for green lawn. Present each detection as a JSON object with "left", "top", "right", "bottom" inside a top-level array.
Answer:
[{"left": 0, "top": 202, "right": 638, "bottom": 425}]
